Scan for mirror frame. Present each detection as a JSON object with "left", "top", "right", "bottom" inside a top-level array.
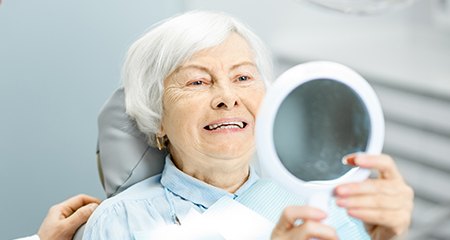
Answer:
[{"left": 256, "top": 61, "right": 384, "bottom": 197}]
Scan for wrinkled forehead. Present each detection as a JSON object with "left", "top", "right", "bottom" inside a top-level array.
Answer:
[{"left": 171, "top": 33, "right": 259, "bottom": 77}]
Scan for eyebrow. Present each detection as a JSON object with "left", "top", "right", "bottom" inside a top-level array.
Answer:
[
  {"left": 230, "top": 61, "right": 257, "bottom": 71},
  {"left": 176, "top": 61, "right": 257, "bottom": 73}
]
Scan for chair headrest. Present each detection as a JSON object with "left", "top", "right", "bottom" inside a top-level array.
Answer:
[{"left": 97, "top": 88, "right": 166, "bottom": 197}]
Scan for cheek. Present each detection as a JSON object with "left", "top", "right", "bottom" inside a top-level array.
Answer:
[
  {"left": 162, "top": 107, "right": 193, "bottom": 148},
  {"left": 162, "top": 91, "right": 205, "bottom": 137},
  {"left": 161, "top": 92, "right": 185, "bottom": 136},
  {"left": 162, "top": 101, "right": 190, "bottom": 132},
  {"left": 163, "top": 87, "right": 196, "bottom": 120},
  {"left": 163, "top": 86, "right": 187, "bottom": 105},
  {"left": 248, "top": 87, "right": 266, "bottom": 115}
]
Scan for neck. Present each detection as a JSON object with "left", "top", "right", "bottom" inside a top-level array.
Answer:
[{"left": 170, "top": 148, "right": 252, "bottom": 193}]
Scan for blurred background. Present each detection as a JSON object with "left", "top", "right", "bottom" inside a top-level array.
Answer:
[{"left": 1, "top": 0, "right": 449, "bottom": 239}]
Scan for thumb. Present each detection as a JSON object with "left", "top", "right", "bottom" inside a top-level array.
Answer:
[{"left": 65, "top": 203, "right": 98, "bottom": 230}]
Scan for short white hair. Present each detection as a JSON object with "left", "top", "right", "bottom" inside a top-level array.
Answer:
[{"left": 123, "top": 10, "right": 273, "bottom": 146}]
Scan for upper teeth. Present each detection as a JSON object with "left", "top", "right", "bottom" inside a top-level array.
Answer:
[{"left": 207, "top": 121, "right": 244, "bottom": 130}]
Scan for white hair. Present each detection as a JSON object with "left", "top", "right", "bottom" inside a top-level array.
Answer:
[{"left": 123, "top": 10, "right": 273, "bottom": 146}]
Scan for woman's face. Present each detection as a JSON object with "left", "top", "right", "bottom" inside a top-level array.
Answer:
[{"left": 161, "top": 33, "right": 266, "bottom": 163}]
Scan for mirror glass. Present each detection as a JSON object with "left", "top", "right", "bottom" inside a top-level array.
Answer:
[{"left": 273, "top": 79, "right": 370, "bottom": 181}]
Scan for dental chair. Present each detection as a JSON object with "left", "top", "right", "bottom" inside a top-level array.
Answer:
[
  {"left": 94, "top": 88, "right": 167, "bottom": 198},
  {"left": 73, "top": 88, "right": 167, "bottom": 240}
]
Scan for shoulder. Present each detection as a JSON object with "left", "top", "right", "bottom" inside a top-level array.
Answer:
[
  {"left": 96, "top": 173, "right": 164, "bottom": 213},
  {"left": 109, "top": 173, "right": 164, "bottom": 201},
  {"left": 83, "top": 174, "right": 166, "bottom": 239}
]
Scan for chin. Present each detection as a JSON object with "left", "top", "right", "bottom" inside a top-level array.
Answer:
[{"left": 206, "top": 143, "right": 255, "bottom": 160}]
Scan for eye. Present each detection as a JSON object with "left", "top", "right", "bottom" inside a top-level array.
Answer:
[
  {"left": 187, "top": 80, "right": 206, "bottom": 86},
  {"left": 237, "top": 75, "right": 251, "bottom": 81}
]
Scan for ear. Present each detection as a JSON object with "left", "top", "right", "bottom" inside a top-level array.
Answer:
[
  {"left": 157, "top": 121, "right": 166, "bottom": 137},
  {"left": 155, "top": 122, "right": 169, "bottom": 151}
]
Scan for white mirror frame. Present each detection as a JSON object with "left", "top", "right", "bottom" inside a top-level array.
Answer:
[{"left": 256, "top": 61, "right": 384, "bottom": 199}]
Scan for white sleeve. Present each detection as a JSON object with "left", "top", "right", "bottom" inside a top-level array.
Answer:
[{"left": 14, "top": 235, "right": 40, "bottom": 240}]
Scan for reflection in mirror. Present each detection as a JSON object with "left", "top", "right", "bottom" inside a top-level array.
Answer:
[{"left": 273, "top": 79, "right": 371, "bottom": 181}]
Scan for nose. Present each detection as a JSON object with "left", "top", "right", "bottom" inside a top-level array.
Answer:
[{"left": 211, "top": 83, "right": 239, "bottom": 110}]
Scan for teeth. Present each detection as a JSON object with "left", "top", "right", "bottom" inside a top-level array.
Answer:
[{"left": 207, "top": 121, "right": 245, "bottom": 130}]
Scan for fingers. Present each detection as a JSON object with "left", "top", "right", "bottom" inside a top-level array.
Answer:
[
  {"left": 347, "top": 208, "right": 412, "bottom": 235},
  {"left": 343, "top": 153, "right": 402, "bottom": 180},
  {"left": 336, "top": 154, "right": 414, "bottom": 237},
  {"left": 64, "top": 202, "right": 99, "bottom": 233},
  {"left": 279, "top": 221, "right": 338, "bottom": 240},
  {"left": 272, "top": 206, "right": 338, "bottom": 240},
  {"left": 335, "top": 179, "right": 403, "bottom": 197},
  {"left": 335, "top": 180, "right": 414, "bottom": 210},
  {"left": 276, "top": 206, "right": 326, "bottom": 231},
  {"left": 336, "top": 190, "right": 412, "bottom": 210},
  {"left": 58, "top": 194, "right": 101, "bottom": 218},
  {"left": 38, "top": 195, "right": 100, "bottom": 240}
]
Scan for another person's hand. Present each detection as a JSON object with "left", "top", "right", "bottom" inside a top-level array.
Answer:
[
  {"left": 271, "top": 206, "right": 338, "bottom": 240},
  {"left": 335, "top": 154, "right": 414, "bottom": 240},
  {"left": 37, "top": 194, "right": 101, "bottom": 240}
]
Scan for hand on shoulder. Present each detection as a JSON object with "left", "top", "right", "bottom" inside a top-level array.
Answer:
[{"left": 38, "top": 194, "right": 101, "bottom": 240}]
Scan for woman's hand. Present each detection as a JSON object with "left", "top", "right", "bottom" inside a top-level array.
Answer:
[
  {"left": 335, "top": 154, "right": 414, "bottom": 240},
  {"left": 38, "top": 194, "right": 101, "bottom": 240},
  {"left": 271, "top": 206, "right": 338, "bottom": 240}
]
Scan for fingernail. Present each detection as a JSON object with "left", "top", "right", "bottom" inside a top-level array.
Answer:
[
  {"left": 336, "top": 198, "right": 347, "bottom": 207},
  {"left": 88, "top": 203, "right": 99, "bottom": 211},
  {"left": 335, "top": 186, "right": 348, "bottom": 196},
  {"left": 342, "top": 155, "right": 356, "bottom": 166},
  {"left": 333, "top": 187, "right": 343, "bottom": 196}
]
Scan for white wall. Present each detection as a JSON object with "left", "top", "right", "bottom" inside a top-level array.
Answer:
[{"left": 0, "top": 0, "right": 182, "bottom": 238}]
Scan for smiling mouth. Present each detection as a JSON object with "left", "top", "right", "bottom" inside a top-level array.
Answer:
[{"left": 204, "top": 121, "right": 248, "bottom": 131}]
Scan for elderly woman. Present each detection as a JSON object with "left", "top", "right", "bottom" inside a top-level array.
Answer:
[{"left": 83, "top": 11, "right": 413, "bottom": 240}]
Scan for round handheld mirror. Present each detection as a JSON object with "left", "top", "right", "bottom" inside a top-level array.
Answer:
[{"left": 256, "top": 61, "right": 384, "bottom": 217}]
